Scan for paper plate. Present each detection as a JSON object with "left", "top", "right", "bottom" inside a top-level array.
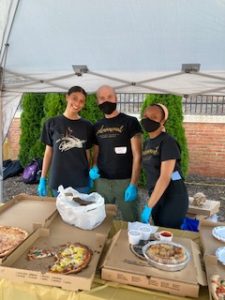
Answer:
[
  {"left": 215, "top": 247, "right": 225, "bottom": 266},
  {"left": 212, "top": 226, "right": 225, "bottom": 242}
]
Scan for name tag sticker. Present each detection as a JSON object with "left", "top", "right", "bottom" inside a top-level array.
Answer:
[{"left": 114, "top": 147, "right": 127, "bottom": 154}]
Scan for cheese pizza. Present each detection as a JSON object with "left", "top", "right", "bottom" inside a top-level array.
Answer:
[{"left": 0, "top": 225, "right": 28, "bottom": 257}]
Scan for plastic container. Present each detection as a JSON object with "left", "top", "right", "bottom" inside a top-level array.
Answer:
[
  {"left": 139, "top": 226, "right": 152, "bottom": 240},
  {"left": 128, "top": 230, "right": 142, "bottom": 245}
]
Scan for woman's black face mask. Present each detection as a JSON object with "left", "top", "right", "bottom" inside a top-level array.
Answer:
[
  {"left": 141, "top": 118, "right": 161, "bottom": 132},
  {"left": 98, "top": 101, "right": 116, "bottom": 114}
]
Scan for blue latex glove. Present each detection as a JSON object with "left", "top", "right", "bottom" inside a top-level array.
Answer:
[
  {"left": 141, "top": 205, "right": 152, "bottom": 223},
  {"left": 37, "top": 177, "right": 47, "bottom": 197},
  {"left": 124, "top": 184, "right": 137, "bottom": 202},
  {"left": 89, "top": 166, "right": 100, "bottom": 180}
]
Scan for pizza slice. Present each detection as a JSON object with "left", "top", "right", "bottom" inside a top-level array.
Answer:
[
  {"left": 211, "top": 274, "right": 225, "bottom": 300},
  {"left": 27, "top": 247, "right": 55, "bottom": 260},
  {"left": 49, "top": 243, "right": 92, "bottom": 274},
  {"left": 0, "top": 226, "right": 28, "bottom": 257}
]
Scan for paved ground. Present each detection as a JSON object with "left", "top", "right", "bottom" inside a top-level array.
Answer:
[{"left": 2, "top": 174, "right": 225, "bottom": 222}]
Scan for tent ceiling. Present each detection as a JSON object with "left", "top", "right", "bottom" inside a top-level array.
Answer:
[{"left": 1, "top": 0, "right": 225, "bottom": 139}]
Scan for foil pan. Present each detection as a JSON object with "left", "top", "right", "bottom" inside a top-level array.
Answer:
[{"left": 142, "top": 240, "right": 190, "bottom": 272}]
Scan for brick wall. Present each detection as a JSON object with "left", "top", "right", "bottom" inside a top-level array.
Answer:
[
  {"left": 184, "top": 122, "right": 225, "bottom": 177},
  {"left": 3, "top": 117, "right": 225, "bottom": 178},
  {"left": 3, "top": 118, "right": 21, "bottom": 161}
]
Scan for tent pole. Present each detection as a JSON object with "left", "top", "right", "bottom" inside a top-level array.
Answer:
[{"left": 0, "top": 68, "right": 4, "bottom": 203}]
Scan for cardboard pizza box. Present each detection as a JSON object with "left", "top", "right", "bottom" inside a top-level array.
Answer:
[
  {"left": 101, "top": 229, "right": 207, "bottom": 298},
  {"left": 200, "top": 220, "right": 225, "bottom": 256},
  {"left": 204, "top": 255, "right": 225, "bottom": 300},
  {"left": 0, "top": 205, "right": 116, "bottom": 291},
  {"left": 0, "top": 193, "right": 57, "bottom": 232},
  {"left": 0, "top": 227, "right": 105, "bottom": 291},
  {"left": 188, "top": 198, "right": 220, "bottom": 217}
]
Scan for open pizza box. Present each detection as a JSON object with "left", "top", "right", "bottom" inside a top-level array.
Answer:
[
  {"left": 0, "top": 205, "right": 117, "bottom": 291},
  {"left": 200, "top": 219, "right": 225, "bottom": 256},
  {"left": 0, "top": 193, "right": 57, "bottom": 231},
  {"left": 200, "top": 220, "right": 225, "bottom": 300},
  {"left": 0, "top": 193, "right": 57, "bottom": 263},
  {"left": 204, "top": 255, "right": 225, "bottom": 300},
  {"left": 187, "top": 197, "right": 220, "bottom": 218},
  {"left": 100, "top": 229, "right": 207, "bottom": 298}
]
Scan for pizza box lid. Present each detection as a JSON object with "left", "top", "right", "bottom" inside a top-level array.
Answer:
[
  {"left": 200, "top": 220, "right": 225, "bottom": 256},
  {"left": 0, "top": 224, "right": 106, "bottom": 291},
  {"left": 101, "top": 229, "right": 206, "bottom": 287},
  {"left": 188, "top": 198, "right": 220, "bottom": 217},
  {"left": 0, "top": 193, "right": 57, "bottom": 233},
  {"left": 204, "top": 255, "right": 225, "bottom": 300}
]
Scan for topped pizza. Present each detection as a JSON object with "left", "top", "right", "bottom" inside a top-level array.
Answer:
[
  {"left": 211, "top": 274, "right": 225, "bottom": 300},
  {"left": 0, "top": 225, "right": 28, "bottom": 257},
  {"left": 49, "top": 243, "right": 93, "bottom": 274},
  {"left": 146, "top": 242, "right": 188, "bottom": 265}
]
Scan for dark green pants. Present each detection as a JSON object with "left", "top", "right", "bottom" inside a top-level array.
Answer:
[{"left": 95, "top": 178, "right": 138, "bottom": 222}]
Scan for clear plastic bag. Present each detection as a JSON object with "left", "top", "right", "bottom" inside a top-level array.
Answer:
[{"left": 56, "top": 186, "right": 106, "bottom": 230}]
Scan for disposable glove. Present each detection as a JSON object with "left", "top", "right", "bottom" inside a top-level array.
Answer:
[
  {"left": 89, "top": 166, "right": 100, "bottom": 180},
  {"left": 124, "top": 184, "right": 137, "bottom": 202},
  {"left": 141, "top": 205, "right": 152, "bottom": 223},
  {"left": 37, "top": 177, "right": 47, "bottom": 197}
]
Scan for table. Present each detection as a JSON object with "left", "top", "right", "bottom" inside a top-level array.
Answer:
[{"left": 0, "top": 221, "right": 210, "bottom": 300}]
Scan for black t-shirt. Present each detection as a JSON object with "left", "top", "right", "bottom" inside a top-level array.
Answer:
[
  {"left": 41, "top": 115, "right": 94, "bottom": 189},
  {"left": 94, "top": 113, "right": 142, "bottom": 179},
  {"left": 142, "top": 132, "right": 181, "bottom": 192}
]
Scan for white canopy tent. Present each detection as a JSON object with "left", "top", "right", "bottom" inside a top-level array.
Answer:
[{"left": 1, "top": 0, "right": 225, "bottom": 201}]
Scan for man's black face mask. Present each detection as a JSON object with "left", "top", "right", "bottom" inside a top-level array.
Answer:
[{"left": 98, "top": 101, "right": 116, "bottom": 115}]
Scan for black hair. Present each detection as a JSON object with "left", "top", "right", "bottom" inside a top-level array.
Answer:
[
  {"left": 67, "top": 86, "right": 87, "bottom": 98},
  {"left": 150, "top": 103, "right": 165, "bottom": 121}
]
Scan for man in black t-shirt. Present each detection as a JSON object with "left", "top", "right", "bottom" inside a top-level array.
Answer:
[{"left": 89, "top": 85, "right": 142, "bottom": 221}]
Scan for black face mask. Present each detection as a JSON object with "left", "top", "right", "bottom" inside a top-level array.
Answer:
[
  {"left": 141, "top": 118, "right": 161, "bottom": 132},
  {"left": 98, "top": 101, "right": 116, "bottom": 115}
]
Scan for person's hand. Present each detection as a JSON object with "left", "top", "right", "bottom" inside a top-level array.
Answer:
[
  {"left": 124, "top": 184, "right": 137, "bottom": 202},
  {"left": 37, "top": 177, "right": 47, "bottom": 196},
  {"left": 141, "top": 205, "right": 152, "bottom": 223},
  {"left": 89, "top": 166, "right": 100, "bottom": 180}
]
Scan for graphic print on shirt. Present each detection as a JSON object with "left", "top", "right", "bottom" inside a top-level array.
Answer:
[
  {"left": 56, "top": 127, "right": 86, "bottom": 152},
  {"left": 142, "top": 146, "right": 159, "bottom": 161},
  {"left": 96, "top": 125, "right": 124, "bottom": 139}
]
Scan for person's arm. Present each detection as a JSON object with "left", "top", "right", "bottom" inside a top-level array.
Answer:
[
  {"left": 41, "top": 145, "right": 53, "bottom": 178},
  {"left": 130, "top": 134, "right": 142, "bottom": 185},
  {"left": 92, "top": 144, "right": 99, "bottom": 166},
  {"left": 147, "top": 159, "right": 176, "bottom": 208},
  {"left": 86, "top": 149, "right": 91, "bottom": 167}
]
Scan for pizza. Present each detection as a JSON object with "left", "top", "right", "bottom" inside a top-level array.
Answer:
[
  {"left": 49, "top": 243, "right": 93, "bottom": 274},
  {"left": 0, "top": 225, "right": 28, "bottom": 257},
  {"left": 211, "top": 274, "right": 225, "bottom": 300},
  {"left": 27, "top": 247, "right": 55, "bottom": 260},
  {"left": 146, "top": 242, "right": 187, "bottom": 265}
]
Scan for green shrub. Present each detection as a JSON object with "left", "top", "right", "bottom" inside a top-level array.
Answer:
[
  {"left": 19, "top": 93, "right": 45, "bottom": 166},
  {"left": 139, "top": 94, "right": 189, "bottom": 186},
  {"left": 80, "top": 93, "right": 104, "bottom": 122}
]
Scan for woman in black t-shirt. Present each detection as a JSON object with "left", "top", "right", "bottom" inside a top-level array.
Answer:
[
  {"left": 140, "top": 103, "right": 188, "bottom": 229},
  {"left": 37, "top": 86, "right": 94, "bottom": 197}
]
